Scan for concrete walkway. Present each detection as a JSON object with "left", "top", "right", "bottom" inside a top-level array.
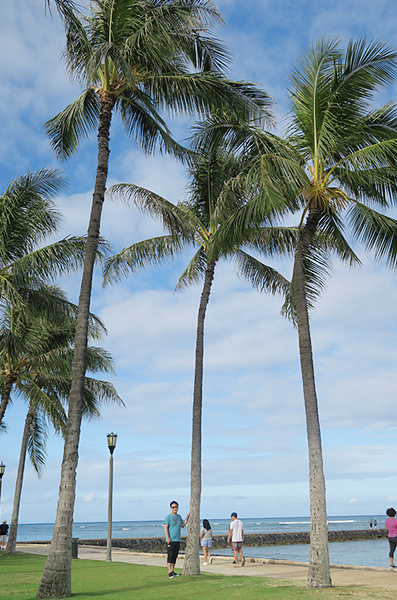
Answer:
[{"left": 15, "top": 543, "right": 397, "bottom": 591}]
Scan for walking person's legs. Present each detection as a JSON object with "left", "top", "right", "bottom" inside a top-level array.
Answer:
[
  {"left": 389, "top": 538, "right": 397, "bottom": 567},
  {"left": 238, "top": 546, "right": 245, "bottom": 566},
  {"left": 232, "top": 542, "right": 240, "bottom": 567}
]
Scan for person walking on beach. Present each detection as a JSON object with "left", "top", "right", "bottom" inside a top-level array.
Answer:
[
  {"left": 369, "top": 519, "right": 373, "bottom": 530},
  {"left": 227, "top": 512, "right": 245, "bottom": 567},
  {"left": 385, "top": 508, "right": 397, "bottom": 569},
  {"left": 0, "top": 520, "right": 8, "bottom": 550},
  {"left": 200, "top": 519, "right": 213, "bottom": 566},
  {"left": 374, "top": 518, "right": 377, "bottom": 530},
  {"left": 163, "top": 501, "right": 190, "bottom": 579}
]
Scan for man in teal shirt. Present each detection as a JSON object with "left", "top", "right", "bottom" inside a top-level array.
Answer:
[{"left": 163, "top": 501, "right": 190, "bottom": 578}]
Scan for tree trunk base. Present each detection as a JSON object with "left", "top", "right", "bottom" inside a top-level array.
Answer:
[{"left": 36, "top": 554, "right": 72, "bottom": 599}]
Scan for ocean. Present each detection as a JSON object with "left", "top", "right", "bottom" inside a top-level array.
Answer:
[{"left": 16, "top": 515, "right": 390, "bottom": 568}]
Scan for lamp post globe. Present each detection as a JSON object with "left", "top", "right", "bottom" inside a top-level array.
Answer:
[
  {"left": 107, "top": 433, "right": 117, "bottom": 455},
  {"left": 106, "top": 434, "right": 117, "bottom": 561}
]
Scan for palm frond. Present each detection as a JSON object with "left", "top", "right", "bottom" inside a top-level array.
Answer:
[
  {"left": 10, "top": 236, "right": 89, "bottom": 282},
  {"left": 146, "top": 72, "right": 273, "bottom": 123},
  {"left": 82, "top": 377, "right": 124, "bottom": 419},
  {"left": 118, "top": 90, "right": 191, "bottom": 162},
  {"left": 45, "top": 0, "right": 79, "bottom": 19},
  {"left": 246, "top": 226, "right": 300, "bottom": 258},
  {"left": 45, "top": 89, "right": 100, "bottom": 160},
  {"left": 103, "top": 235, "right": 189, "bottom": 285},
  {"left": 0, "top": 169, "right": 65, "bottom": 263},
  {"left": 316, "top": 212, "right": 361, "bottom": 267},
  {"left": 235, "top": 249, "right": 290, "bottom": 296},
  {"left": 175, "top": 248, "right": 207, "bottom": 290},
  {"left": 347, "top": 201, "right": 397, "bottom": 269},
  {"left": 107, "top": 183, "right": 199, "bottom": 237},
  {"left": 27, "top": 406, "right": 48, "bottom": 477},
  {"left": 207, "top": 185, "right": 291, "bottom": 261},
  {"left": 85, "top": 346, "right": 116, "bottom": 375}
]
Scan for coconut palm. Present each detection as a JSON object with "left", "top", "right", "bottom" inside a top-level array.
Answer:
[
  {"left": 203, "top": 38, "right": 397, "bottom": 588},
  {"left": 0, "top": 168, "right": 100, "bottom": 426},
  {"left": 285, "top": 40, "right": 397, "bottom": 588},
  {"left": 0, "top": 168, "right": 86, "bottom": 309},
  {"left": 0, "top": 284, "right": 107, "bottom": 424},
  {"left": 0, "top": 291, "right": 117, "bottom": 551},
  {"left": 3, "top": 306, "right": 122, "bottom": 555},
  {"left": 103, "top": 136, "right": 292, "bottom": 574},
  {"left": 38, "top": 2, "right": 271, "bottom": 595}
]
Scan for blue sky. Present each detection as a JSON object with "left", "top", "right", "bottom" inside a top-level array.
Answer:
[{"left": 1, "top": 0, "right": 397, "bottom": 525}]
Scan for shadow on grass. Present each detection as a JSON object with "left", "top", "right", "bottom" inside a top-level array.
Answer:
[{"left": 72, "top": 575, "right": 195, "bottom": 597}]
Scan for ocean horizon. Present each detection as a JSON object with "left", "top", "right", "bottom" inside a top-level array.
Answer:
[
  {"left": 16, "top": 514, "right": 384, "bottom": 541},
  {"left": 15, "top": 514, "right": 391, "bottom": 568}
]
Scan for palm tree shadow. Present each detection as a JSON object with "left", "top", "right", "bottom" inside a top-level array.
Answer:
[{"left": 72, "top": 577, "right": 192, "bottom": 597}]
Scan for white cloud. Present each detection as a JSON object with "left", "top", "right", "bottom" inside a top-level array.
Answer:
[{"left": 83, "top": 493, "right": 97, "bottom": 503}]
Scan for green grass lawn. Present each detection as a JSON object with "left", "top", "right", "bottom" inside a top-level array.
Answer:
[{"left": 0, "top": 552, "right": 392, "bottom": 600}]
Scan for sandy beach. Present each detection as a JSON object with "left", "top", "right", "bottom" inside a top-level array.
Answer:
[{"left": 15, "top": 543, "right": 397, "bottom": 591}]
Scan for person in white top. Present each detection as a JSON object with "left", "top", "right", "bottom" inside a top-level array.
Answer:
[
  {"left": 200, "top": 519, "right": 213, "bottom": 565},
  {"left": 227, "top": 512, "right": 245, "bottom": 567}
]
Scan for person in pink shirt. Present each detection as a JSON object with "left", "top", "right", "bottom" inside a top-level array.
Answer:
[{"left": 385, "top": 508, "right": 397, "bottom": 568}]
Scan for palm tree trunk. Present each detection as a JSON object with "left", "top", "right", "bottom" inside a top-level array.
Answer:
[
  {"left": 0, "top": 377, "right": 15, "bottom": 425},
  {"left": 292, "top": 208, "right": 331, "bottom": 589},
  {"left": 182, "top": 260, "right": 216, "bottom": 576},
  {"left": 5, "top": 405, "right": 33, "bottom": 554},
  {"left": 37, "top": 93, "right": 114, "bottom": 599}
]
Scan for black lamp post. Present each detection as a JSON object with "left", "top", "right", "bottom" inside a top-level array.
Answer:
[
  {"left": 0, "top": 462, "right": 5, "bottom": 521},
  {"left": 106, "top": 433, "right": 117, "bottom": 562}
]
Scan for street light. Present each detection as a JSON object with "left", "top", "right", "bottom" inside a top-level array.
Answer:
[
  {"left": 106, "top": 433, "right": 117, "bottom": 562},
  {"left": 0, "top": 462, "right": 5, "bottom": 521}
]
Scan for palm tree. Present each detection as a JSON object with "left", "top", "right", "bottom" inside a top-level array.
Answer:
[
  {"left": 0, "top": 284, "right": 107, "bottom": 422},
  {"left": 0, "top": 169, "right": 98, "bottom": 426},
  {"left": 38, "top": 2, "right": 271, "bottom": 596},
  {"left": 0, "top": 168, "right": 86, "bottom": 305},
  {"left": 4, "top": 307, "right": 122, "bottom": 555},
  {"left": 286, "top": 39, "right": 397, "bottom": 588},
  {"left": 103, "top": 137, "right": 291, "bottom": 575},
  {"left": 206, "top": 38, "right": 397, "bottom": 588}
]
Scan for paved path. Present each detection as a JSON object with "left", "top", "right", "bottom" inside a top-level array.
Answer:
[{"left": 15, "top": 543, "right": 397, "bottom": 590}]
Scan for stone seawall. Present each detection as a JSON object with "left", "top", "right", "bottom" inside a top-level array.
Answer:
[{"left": 76, "top": 529, "right": 387, "bottom": 553}]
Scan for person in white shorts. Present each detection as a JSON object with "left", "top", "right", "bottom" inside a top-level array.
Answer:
[{"left": 200, "top": 519, "right": 213, "bottom": 565}]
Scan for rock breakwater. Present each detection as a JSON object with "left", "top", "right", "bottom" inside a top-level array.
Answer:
[{"left": 77, "top": 529, "right": 387, "bottom": 553}]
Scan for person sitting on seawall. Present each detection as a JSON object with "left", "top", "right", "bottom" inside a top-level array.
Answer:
[
  {"left": 385, "top": 507, "right": 397, "bottom": 569},
  {"left": 200, "top": 519, "right": 213, "bottom": 566}
]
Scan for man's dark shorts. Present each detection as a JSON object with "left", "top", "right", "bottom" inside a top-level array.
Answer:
[{"left": 167, "top": 541, "right": 180, "bottom": 564}]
